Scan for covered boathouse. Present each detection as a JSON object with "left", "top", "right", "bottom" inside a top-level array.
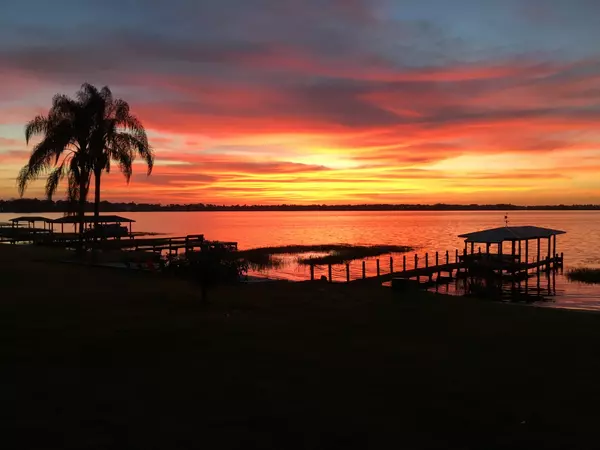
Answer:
[{"left": 458, "top": 225, "right": 566, "bottom": 273}]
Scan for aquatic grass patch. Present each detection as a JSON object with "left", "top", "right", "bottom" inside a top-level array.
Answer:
[
  {"left": 566, "top": 268, "right": 600, "bottom": 284},
  {"left": 296, "top": 245, "right": 413, "bottom": 265},
  {"left": 236, "top": 244, "right": 413, "bottom": 269}
]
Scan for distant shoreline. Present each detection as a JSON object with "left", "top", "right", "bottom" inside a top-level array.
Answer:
[{"left": 1, "top": 199, "right": 600, "bottom": 213}]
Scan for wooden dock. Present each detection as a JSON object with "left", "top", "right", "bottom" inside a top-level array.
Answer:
[{"left": 308, "top": 250, "right": 564, "bottom": 285}]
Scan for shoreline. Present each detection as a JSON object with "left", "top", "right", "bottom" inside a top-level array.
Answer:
[{"left": 7, "top": 243, "right": 600, "bottom": 447}]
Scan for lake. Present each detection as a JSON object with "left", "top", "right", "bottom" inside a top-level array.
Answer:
[{"left": 2, "top": 210, "right": 600, "bottom": 310}]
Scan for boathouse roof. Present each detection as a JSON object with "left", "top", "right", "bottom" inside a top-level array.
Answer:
[
  {"left": 458, "top": 226, "right": 566, "bottom": 243},
  {"left": 9, "top": 216, "right": 54, "bottom": 223},
  {"left": 52, "top": 215, "right": 136, "bottom": 224}
]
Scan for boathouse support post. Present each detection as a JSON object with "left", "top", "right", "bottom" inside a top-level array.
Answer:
[
  {"left": 536, "top": 238, "right": 541, "bottom": 271},
  {"left": 362, "top": 261, "right": 366, "bottom": 279},
  {"left": 525, "top": 240, "right": 529, "bottom": 266},
  {"left": 511, "top": 240, "right": 516, "bottom": 258},
  {"left": 376, "top": 259, "right": 380, "bottom": 277},
  {"left": 547, "top": 237, "right": 552, "bottom": 269},
  {"left": 435, "top": 251, "right": 439, "bottom": 266},
  {"left": 552, "top": 235, "right": 557, "bottom": 262},
  {"left": 445, "top": 250, "right": 449, "bottom": 264},
  {"left": 455, "top": 249, "right": 459, "bottom": 263},
  {"left": 470, "top": 242, "right": 474, "bottom": 254},
  {"left": 498, "top": 242, "right": 503, "bottom": 257},
  {"left": 425, "top": 253, "right": 429, "bottom": 268},
  {"left": 390, "top": 257, "right": 393, "bottom": 274},
  {"left": 414, "top": 254, "right": 418, "bottom": 269},
  {"left": 310, "top": 264, "right": 315, "bottom": 281},
  {"left": 346, "top": 264, "right": 350, "bottom": 283},
  {"left": 403, "top": 255, "right": 406, "bottom": 272},
  {"left": 486, "top": 243, "right": 490, "bottom": 254}
]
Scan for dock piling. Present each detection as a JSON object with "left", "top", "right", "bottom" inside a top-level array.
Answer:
[
  {"left": 390, "top": 256, "right": 393, "bottom": 274},
  {"left": 362, "top": 261, "right": 366, "bottom": 279},
  {"left": 376, "top": 259, "right": 380, "bottom": 277},
  {"left": 346, "top": 264, "right": 350, "bottom": 283}
]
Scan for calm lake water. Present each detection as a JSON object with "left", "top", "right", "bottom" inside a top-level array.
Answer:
[{"left": 2, "top": 210, "right": 600, "bottom": 310}]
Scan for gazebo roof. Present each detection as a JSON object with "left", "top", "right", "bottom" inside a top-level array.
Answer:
[
  {"left": 458, "top": 226, "right": 566, "bottom": 243},
  {"left": 9, "top": 216, "right": 54, "bottom": 223},
  {"left": 52, "top": 215, "right": 136, "bottom": 224}
]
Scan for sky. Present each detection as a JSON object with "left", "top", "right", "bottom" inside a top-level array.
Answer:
[{"left": 1, "top": 0, "right": 600, "bottom": 205}]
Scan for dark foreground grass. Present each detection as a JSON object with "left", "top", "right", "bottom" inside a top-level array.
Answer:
[
  {"left": 567, "top": 267, "right": 600, "bottom": 284},
  {"left": 237, "top": 244, "right": 413, "bottom": 269},
  {"left": 5, "top": 244, "right": 600, "bottom": 449}
]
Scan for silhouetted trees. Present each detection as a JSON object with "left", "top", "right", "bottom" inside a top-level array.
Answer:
[
  {"left": 16, "top": 83, "right": 153, "bottom": 235},
  {"left": 1, "top": 199, "right": 599, "bottom": 213}
]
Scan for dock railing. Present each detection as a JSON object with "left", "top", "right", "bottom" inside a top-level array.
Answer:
[{"left": 307, "top": 248, "right": 564, "bottom": 284}]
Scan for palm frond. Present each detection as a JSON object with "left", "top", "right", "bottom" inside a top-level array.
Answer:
[
  {"left": 24, "top": 115, "right": 49, "bottom": 144},
  {"left": 45, "top": 164, "right": 65, "bottom": 200}
]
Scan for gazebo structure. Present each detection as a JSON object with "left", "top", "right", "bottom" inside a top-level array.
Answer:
[
  {"left": 458, "top": 226, "right": 566, "bottom": 273},
  {"left": 51, "top": 215, "right": 136, "bottom": 236},
  {"left": 9, "top": 216, "right": 54, "bottom": 231}
]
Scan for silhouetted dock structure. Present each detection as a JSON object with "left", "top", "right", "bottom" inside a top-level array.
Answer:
[
  {"left": 307, "top": 226, "right": 565, "bottom": 286},
  {"left": 0, "top": 215, "right": 237, "bottom": 256}
]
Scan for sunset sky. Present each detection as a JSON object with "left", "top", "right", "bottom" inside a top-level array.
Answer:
[{"left": 1, "top": 0, "right": 600, "bottom": 205}]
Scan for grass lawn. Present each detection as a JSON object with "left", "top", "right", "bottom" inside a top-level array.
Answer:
[{"left": 4, "top": 244, "right": 600, "bottom": 449}]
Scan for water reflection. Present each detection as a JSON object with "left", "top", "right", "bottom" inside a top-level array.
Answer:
[{"left": 432, "top": 269, "right": 560, "bottom": 305}]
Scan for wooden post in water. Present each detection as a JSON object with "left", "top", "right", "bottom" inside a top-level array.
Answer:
[
  {"left": 536, "top": 238, "right": 541, "bottom": 272},
  {"left": 376, "top": 259, "right": 380, "bottom": 277},
  {"left": 328, "top": 264, "right": 332, "bottom": 282},
  {"left": 310, "top": 264, "right": 315, "bottom": 281},
  {"left": 525, "top": 240, "right": 529, "bottom": 266},
  {"left": 403, "top": 255, "right": 406, "bottom": 272},
  {"left": 435, "top": 251, "right": 439, "bottom": 266},
  {"left": 390, "top": 256, "right": 393, "bottom": 274},
  {"left": 455, "top": 249, "right": 459, "bottom": 263},
  {"left": 445, "top": 250, "right": 449, "bottom": 264},
  {"left": 346, "top": 264, "right": 350, "bottom": 283},
  {"left": 425, "top": 253, "right": 429, "bottom": 268},
  {"left": 414, "top": 254, "right": 418, "bottom": 269},
  {"left": 547, "top": 237, "right": 552, "bottom": 270},
  {"left": 362, "top": 261, "right": 366, "bottom": 279}
]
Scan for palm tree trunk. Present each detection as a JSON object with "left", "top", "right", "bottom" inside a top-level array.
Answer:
[
  {"left": 78, "top": 177, "right": 87, "bottom": 242},
  {"left": 93, "top": 168, "right": 101, "bottom": 229}
]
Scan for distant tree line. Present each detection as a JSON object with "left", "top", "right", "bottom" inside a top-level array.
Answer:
[{"left": 1, "top": 198, "right": 599, "bottom": 213}]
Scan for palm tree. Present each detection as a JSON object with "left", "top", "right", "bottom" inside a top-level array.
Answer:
[
  {"left": 82, "top": 84, "right": 154, "bottom": 225},
  {"left": 17, "top": 83, "right": 154, "bottom": 235},
  {"left": 17, "top": 93, "right": 94, "bottom": 234}
]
